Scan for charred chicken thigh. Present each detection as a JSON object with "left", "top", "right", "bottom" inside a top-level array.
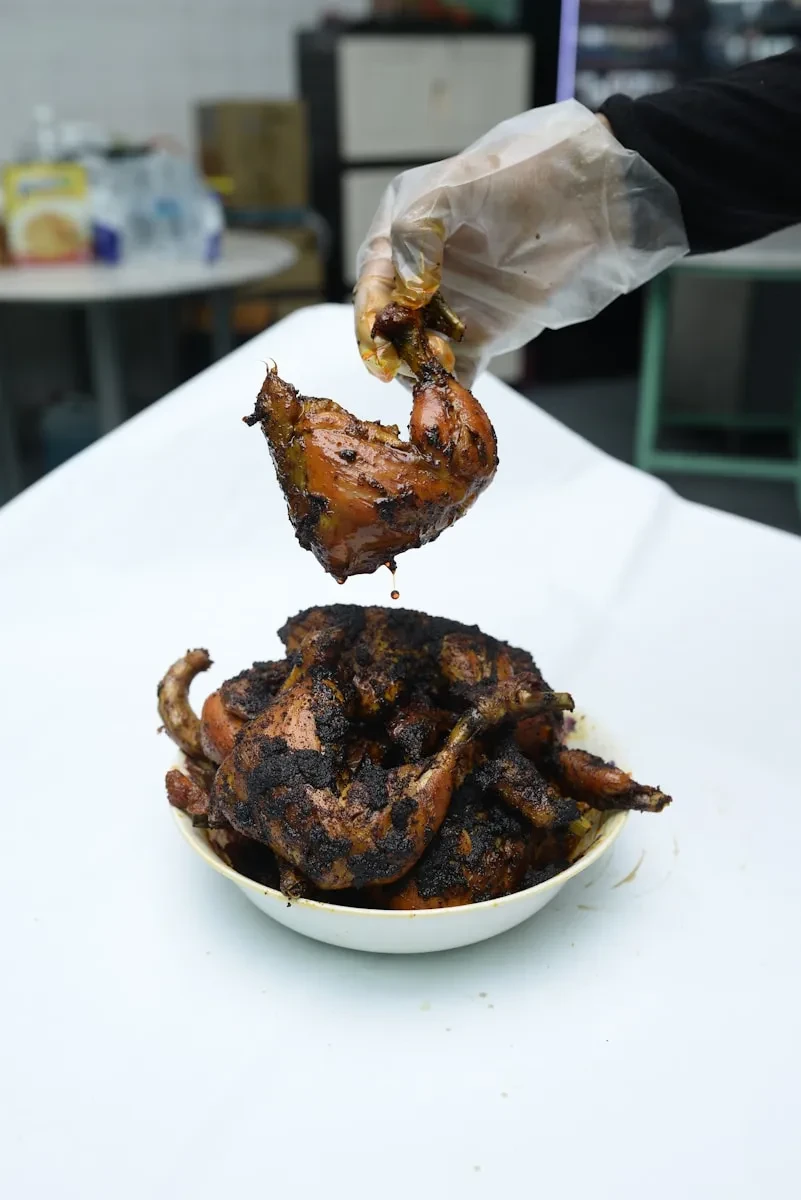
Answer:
[{"left": 244, "top": 298, "right": 498, "bottom": 580}]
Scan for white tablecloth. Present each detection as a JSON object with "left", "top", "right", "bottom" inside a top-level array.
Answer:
[{"left": 2, "top": 305, "right": 800, "bottom": 1198}]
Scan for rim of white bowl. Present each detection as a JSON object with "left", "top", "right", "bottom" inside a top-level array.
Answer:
[{"left": 172, "top": 805, "right": 629, "bottom": 919}]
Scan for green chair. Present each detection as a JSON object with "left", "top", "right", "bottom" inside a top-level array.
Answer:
[{"left": 634, "top": 234, "right": 801, "bottom": 513}]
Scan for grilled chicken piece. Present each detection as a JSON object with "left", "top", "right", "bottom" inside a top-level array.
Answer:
[
  {"left": 386, "top": 700, "right": 455, "bottom": 761},
  {"left": 158, "top": 649, "right": 217, "bottom": 788},
  {"left": 219, "top": 660, "right": 290, "bottom": 721},
  {"left": 244, "top": 298, "right": 497, "bottom": 580},
  {"left": 438, "top": 627, "right": 566, "bottom": 757},
  {"left": 160, "top": 605, "right": 673, "bottom": 908},
  {"left": 200, "top": 691, "right": 244, "bottom": 764},
  {"left": 279, "top": 605, "right": 548, "bottom": 722},
  {"left": 158, "top": 655, "right": 289, "bottom": 768},
  {"left": 376, "top": 781, "right": 531, "bottom": 910},
  {"left": 158, "top": 649, "right": 211, "bottom": 762},
  {"left": 166, "top": 767, "right": 209, "bottom": 821},
  {"left": 210, "top": 632, "right": 574, "bottom": 890},
  {"left": 475, "top": 738, "right": 579, "bottom": 831},
  {"left": 276, "top": 857, "right": 317, "bottom": 900},
  {"left": 439, "top": 629, "right": 546, "bottom": 696},
  {"left": 549, "top": 747, "right": 672, "bottom": 813},
  {"left": 207, "top": 825, "right": 280, "bottom": 889}
]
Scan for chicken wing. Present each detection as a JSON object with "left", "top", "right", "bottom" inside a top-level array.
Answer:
[
  {"left": 158, "top": 649, "right": 217, "bottom": 789},
  {"left": 157, "top": 648, "right": 211, "bottom": 762},
  {"left": 549, "top": 747, "right": 671, "bottom": 813}
]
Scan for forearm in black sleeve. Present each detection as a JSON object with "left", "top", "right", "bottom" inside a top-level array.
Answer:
[{"left": 599, "top": 49, "right": 801, "bottom": 254}]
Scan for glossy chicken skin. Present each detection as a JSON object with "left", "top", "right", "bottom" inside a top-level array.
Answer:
[
  {"left": 244, "top": 300, "right": 497, "bottom": 580},
  {"left": 200, "top": 692, "right": 244, "bottom": 763},
  {"left": 165, "top": 767, "right": 209, "bottom": 821}
]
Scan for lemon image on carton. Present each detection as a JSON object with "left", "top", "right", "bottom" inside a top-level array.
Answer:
[{"left": 2, "top": 163, "right": 91, "bottom": 264}]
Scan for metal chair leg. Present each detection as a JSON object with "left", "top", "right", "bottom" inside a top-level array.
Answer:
[
  {"left": 794, "top": 347, "right": 801, "bottom": 517},
  {"left": 634, "top": 271, "right": 671, "bottom": 472},
  {"left": 86, "top": 302, "right": 126, "bottom": 435}
]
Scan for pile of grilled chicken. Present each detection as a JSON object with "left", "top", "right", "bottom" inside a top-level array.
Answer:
[
  {"left": 159, "top": 605, "right": 671, "bottom": 909},
  {"left": 245, "top": 297, "right": 498, "bottom": 580}
]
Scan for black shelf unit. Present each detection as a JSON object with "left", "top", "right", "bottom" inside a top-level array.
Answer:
[
  {"left": 298, "top": 16, "right": 550, "bottom": 306},
  {"left": 533, "top": 0, "right": 798, "bottom": 385}
]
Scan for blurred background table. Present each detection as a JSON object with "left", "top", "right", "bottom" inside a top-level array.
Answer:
[{"left": 0, "top": 231, "right": 296, "bottom": 499}]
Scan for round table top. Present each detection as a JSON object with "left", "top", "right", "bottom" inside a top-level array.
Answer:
[
  {"left": 2, "top": 305, "right": 801, "bottom": 1199},
  {"left": 0, "top": 230, "right": 297, "bottom": 303}
]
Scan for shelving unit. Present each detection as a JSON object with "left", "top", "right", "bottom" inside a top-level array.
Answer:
[
  {"left": 574, "top": 0, "right": 797, "bottom": 112},
  {"left": 536, "top": 0, "right": 799, "bottom": 385},
  {"left": 298, "top": 20, "right": 537, "bottom": 381}
]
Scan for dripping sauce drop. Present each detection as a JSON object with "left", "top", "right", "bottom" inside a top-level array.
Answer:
[{"left": 384, "top": 559, "right": 399, "bottom": 602}]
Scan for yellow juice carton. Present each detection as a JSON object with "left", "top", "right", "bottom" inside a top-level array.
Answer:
[{"left": 2, "top": 163, "right": 90, "bottom": 264}]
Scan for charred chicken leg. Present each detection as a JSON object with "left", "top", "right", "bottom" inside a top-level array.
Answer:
[
  {"left": 210, "top": 662, "right": 574, "bottom": 890},
  {"left": 549, "top": 747, "right": 671, "bottom": 813},
  {"left": 244, "top": 298, "right": 497, "bottom": 580},
  {"left": 376, "top": 782, "right": 531, "bottom": 910}
]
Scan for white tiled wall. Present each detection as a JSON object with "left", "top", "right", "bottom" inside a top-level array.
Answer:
[{"left": 0, "top": 0, "right": 369, "bottom": 161}]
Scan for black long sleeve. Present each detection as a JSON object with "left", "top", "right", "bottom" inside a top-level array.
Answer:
[{"left": 600, "top": 49, "right": 801, "bottom": 254}]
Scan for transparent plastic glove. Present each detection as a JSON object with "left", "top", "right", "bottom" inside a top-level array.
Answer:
[{"left": 354, "top": 99, "right": 688, "bottom": 387}]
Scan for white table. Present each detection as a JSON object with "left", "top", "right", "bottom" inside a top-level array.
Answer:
[
  {"left": 0, "top": 230, "right": 296, "bottom": 500},
  {"left": 1, "top": 305, "right": 800, "bottom": 1199}
]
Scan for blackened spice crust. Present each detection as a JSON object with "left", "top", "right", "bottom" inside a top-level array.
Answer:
[{"left": 181, "top": 604, "right": 667, "bottom": 903}]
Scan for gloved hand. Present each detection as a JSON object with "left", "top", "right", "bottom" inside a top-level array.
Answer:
[{"left": 355, "top": 99, "right": 687, "bottom": 387}]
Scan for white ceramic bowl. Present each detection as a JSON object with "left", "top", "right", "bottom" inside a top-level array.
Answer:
[
  {"left": 173, "top": 805, "right": 627, "bottom": 954},
  {"left": 170, "top": 713, "right": 629, "bottom": 953}
]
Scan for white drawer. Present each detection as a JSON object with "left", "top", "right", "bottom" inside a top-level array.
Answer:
[
  {"left": 337, "top": 34, "right": 533, "bottom": 162},
  {"left": 341, "top": 166, "right": 399, "bottom": 285}
]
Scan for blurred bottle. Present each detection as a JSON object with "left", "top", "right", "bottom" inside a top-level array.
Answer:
[
  {"left": 14, "top": 106, "right": 222, "bottom": 264},
  {"left": 31, "top": 105, "right": 58, "bottom": 160}
]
